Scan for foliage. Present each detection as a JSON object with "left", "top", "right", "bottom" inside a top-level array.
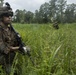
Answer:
[
  {"left": 0, "top": 23, "right": 75, "bottom": 75},
  {"left": 13, "top": 0, "right": 76, "bottom": 24},
  {"left": 0, "top": 0, "right": 4, "bottom": 6}
]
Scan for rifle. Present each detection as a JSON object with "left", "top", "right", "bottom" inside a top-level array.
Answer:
[{"left": 10, "top": 24, "right": 34, "bottom": 65}]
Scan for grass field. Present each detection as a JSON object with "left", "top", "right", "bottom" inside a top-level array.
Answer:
[{"left": 0, "top": 23, "right": 76, "bottom": 75}]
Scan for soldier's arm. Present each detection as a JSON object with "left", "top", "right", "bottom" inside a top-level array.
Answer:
[
  {"left": 0, "top": 28, "right": 11, "bottom": 54},
  {"left": 9, "top": 46, "right": 19, "bottom": 51},
  {"left": 0, "top": 28, "right": 19, "bottom": 54}
]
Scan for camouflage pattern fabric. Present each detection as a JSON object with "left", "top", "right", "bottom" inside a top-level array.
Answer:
[{"left": 0, "top": 24, "right": 18, "bottom": 75}]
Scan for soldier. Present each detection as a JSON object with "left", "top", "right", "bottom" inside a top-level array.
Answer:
[
  {"left": 0, "top": 2, "right": 28, "bottom": 75},
  {"left": 53, "top": 21, "right": 59, "bottom": 29},
  {"left": 51, "top": 17, "right": 59, "bottom": 29}
]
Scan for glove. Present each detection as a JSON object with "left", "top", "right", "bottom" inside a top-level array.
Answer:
[{"left": 19, "top": 45, "right": 30, "bottom": 55}]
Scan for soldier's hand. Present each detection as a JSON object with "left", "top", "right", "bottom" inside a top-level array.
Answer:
[{"left": 23, "top": 46, "right": 30, "bottom": 53}]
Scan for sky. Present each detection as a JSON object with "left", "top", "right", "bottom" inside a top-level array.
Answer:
[{"left": 4, "top": 0, "right": 76, "bottom": 12}]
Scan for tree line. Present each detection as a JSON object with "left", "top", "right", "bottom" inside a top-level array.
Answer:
[{"left": 0, "top": 0, "right": 76, "bottom": 23}]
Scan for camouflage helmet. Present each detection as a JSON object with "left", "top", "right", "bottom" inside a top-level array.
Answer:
[{"left": 0, "top": 2, "right": 13, "bottom": 18}]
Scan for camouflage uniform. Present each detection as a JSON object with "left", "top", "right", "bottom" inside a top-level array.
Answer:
[
  {"left": 0, "top": 2, "right": 30, "bottom": 75},
  {"left": 53, "top": 21, "right": 59, "bottom": 29},
  {"left": 0, "top": 23, "right": 18, "bottom": 74},
  {"left": 0, "top": 3, "right": 18, "bottom": 75}
]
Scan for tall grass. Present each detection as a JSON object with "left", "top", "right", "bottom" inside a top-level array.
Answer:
[
  {"left": 0, "top": 23, "right": 76, "bottom": 75},
  {"left": 13, "top": 23, "right": 76, "bottom": 75}
]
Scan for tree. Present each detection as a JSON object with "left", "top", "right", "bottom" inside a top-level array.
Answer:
[
  {"left": 0, "top": 0, "right": 4, "bottom": 6},
  {"left": 24, "top": 11, "right": 34, "bottom": 23},
  {"left": 49, "top": 0, "right": 58, "bottom": 20},
  {"left": 15, "top": 9, "right": 22, "bottom": 23},
  {"left": 15, "top": 9, "right": 21, "bottom": 23},
  {"left": 20, "top": 9, "right": 26, "bottom": 23},
  {"left": 14, "top": 9, "right": 26, "bottom": 23},
  {"left": 34, "top": 10, "right": 40, "bottom": 23},
  {"left": 64, "top": 3, "right": 76, "bottom": 23},
  {"left": 57, "top": 0, "right": 67, "bottom": 23},
  {"left": 39, "top": 2, "right": 50, "bottom": 23}
]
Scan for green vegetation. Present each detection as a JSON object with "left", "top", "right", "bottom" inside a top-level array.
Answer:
[
  {"left": 0, "top": 23, "right": 76, "bottom": 75},
  {"left": 13, "top": 0, "right": 76, "bottom": 24}
]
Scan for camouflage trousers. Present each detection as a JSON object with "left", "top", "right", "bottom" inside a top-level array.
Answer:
[{"left": 0, "top": 52, "right": 16, "bottom": 75}]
